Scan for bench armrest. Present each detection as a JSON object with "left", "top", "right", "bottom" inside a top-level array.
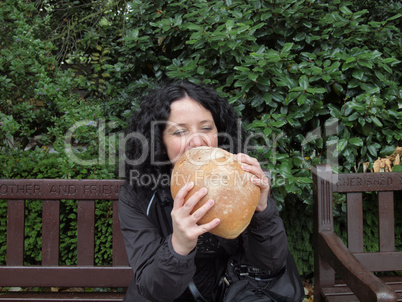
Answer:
[{"left": 318, "top": 231, "right": 397, "bottom": 302}]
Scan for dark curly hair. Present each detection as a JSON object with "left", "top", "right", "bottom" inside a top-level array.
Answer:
[{"left": 124, "top": 81, "right": 247, "bottom": 191}]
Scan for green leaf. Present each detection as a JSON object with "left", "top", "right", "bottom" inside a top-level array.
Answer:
[
  {"left": 264, "top": 93, "right": 273, "bottom": 105},
  {"left": 374, "top": 70, "right": 385, "bottom": 82},
  {"left": 268, "top": 120, "right": 287, "bottom": 127},
  {"left": 358, "top": 60, "right": 373, "bottom": 68},
  {"left": 371, "top": 116, "right": 383, "bottom": 127},
  {"left": 385, "top": 13, "right": 402, "bottom": 22},
  {"left": 248, "top": 73, "right": 258, "bottom": 81},
  {"left": 345, "top": 57, "right": 356, "bottom": 64},
  {"left": 393, "top": 165, "right": 402, "bottom": 172},
  {"left": 234, "top": 66, "right": 250, "bottom": 72},
  {"left": 185, "top": 23, "right": 202, "bottom": 31},
  {"left": 279, "top": 162, "right": 293, "bottom": 178},
  {"left": 266, "top": 51, "right": 281, "bottom": 62},
  {"left": 296, "top": 177, "right": 313, "bottom": 184},
  {"left": 299, "top": 75, "right": 309, "bottom": 90},
  {"left": 357, "top": 50, "right": 382, "bottom": 61},
  {"left": 306, "top": 87, "right": 327, "bottom": 94},
  {"left": 349, "top": 137, "right": 363, "bottom": 147},
  {"left": 336, "top": 138, "right": 348, "bottom": 154},
  {"left": 225, "top": 19, "right": 234, "bottom": 31},
  {"left": 352, "top": 70, "right": 365, "bottom": 81},
  {"left": 322, "top": 74, "right": 331, "bottom": 82},
  {"left": 290, "top": 87, "right": 304, "bottom": 92},
  {"left": 281, "top": 43, "right": 293, "bottom": 54},
  {"left": 197, "top": 65, "right": 205, "bottom": 75},
  {"left": 251, "top": 96, "right": 264, "bottom": 107},
  {"left": 340, "top": 5, "right": 353, "bottom": 15},
  {"left": 380, "top": 145, "right": 398, "bottom": 157},
  {"left": 348, "top": 100, "right": 365, "bottom": 112},
  {"left": 382, "top": 57, "right": 400, "bottom": 66},
  {"left": 285, "top": 92, "right": 299, "bottom": 104},
  {"left": 328, "top": 104, "right": 342, "bottom": 118},
  {"left": 365, "top": 85, "right": 380, "bottom": 95},
  {"left": 367, "top": 144, "right": 378, "bottom": 157},
  {"left": 297, "top": 93, "right": 307, "bottom": 105},
  {"left": 246, "top": 120, "right": 266, "bottom": 129}
]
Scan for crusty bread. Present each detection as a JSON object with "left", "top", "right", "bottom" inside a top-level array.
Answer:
[{"left": 170, "top": 147, "right": 260, "bottom": 239}]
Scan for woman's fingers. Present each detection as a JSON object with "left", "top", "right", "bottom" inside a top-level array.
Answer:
[
  {"left": 173, "top": 181, "right": 194, "bottom": 210},
  {"left": 197, "top": 217, "right": 221, "bottom": 235},
  {"left": 190, "top": 198, "right": 214, "bottom": 222},
  {"left": 235, "top": 153, "right": 270, "bottom": 213},
  {"left": 236, "top": 153, "right": 269, "bottom": 188},
  {"left": 171, "top": 184, "right": 219, "bottom": 254},
  {"left": 174, "top": 185, "right": 219, "bottom": 227},
  {"left": 172, "top": 183, "right": 211, "bottom": 223},
  {"left": 181, "top": 187, "right": 208, "bottom": 214}
]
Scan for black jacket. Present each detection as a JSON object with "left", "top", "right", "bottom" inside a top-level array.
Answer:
[{"left": 118, "top": 184, "right": 289, "bottom": 302}]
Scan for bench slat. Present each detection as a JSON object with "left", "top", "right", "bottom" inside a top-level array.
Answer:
[
  {"left": 77, "top": 200, "right": 95, "bottom": 266},
  {"left": 112, "top": 200, "right": 129, "bottom": 266},
  {"left": 354, "top": 252, "right": 402, "bottom": 272},
  {"left": 347, "top": 193, "right": 363, "bottom": 253},
  {"left": 42, "top": 200, "right": 60, "bottom": 266},
  {"left": 334, "top": 172, "right": 401, "bottom": 193},
  {"left": 378, "top": 191, "right": 395, "bottom": 252},
  {"left": 0, "top": 266, "right": 132, "bottom": 287},
  {"left": 6, "top": 200, "right": 25, "bottom": 266},
  {"left": 0, "top": 292, "right": 126, "bottom": 302},
  {"left": 323, "top": 282, "right": 402, "bottom": 302},
  {"left": 0, "top": 179, "right": 124, "bottom": 200}
]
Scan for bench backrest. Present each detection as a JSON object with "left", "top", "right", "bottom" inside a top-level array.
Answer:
[
  {"left": 0, "top": 179, "right": 132, "bottom": 288},
  {"left": 313, "top": 164, "right": 402, "bottom": 277}
]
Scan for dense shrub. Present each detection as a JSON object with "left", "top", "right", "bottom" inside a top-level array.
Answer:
[{"left": 1, "top": 0, "right": 401, "bottom": 276}]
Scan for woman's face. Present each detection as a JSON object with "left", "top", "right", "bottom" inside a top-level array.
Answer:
[{"left": 163, "top": 97, "right": 218, "bottom": 165}]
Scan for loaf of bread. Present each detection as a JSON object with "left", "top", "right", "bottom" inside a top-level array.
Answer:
[{"left": 170, "top": 147, "right": 260, "bottom": 239}]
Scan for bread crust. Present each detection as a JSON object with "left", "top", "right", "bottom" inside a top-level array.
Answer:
[{"left": 171, "top": 147, "right": 260, "bottom": 239}]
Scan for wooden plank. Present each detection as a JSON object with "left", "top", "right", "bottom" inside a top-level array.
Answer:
[
  {"left": 112, "top": 201, "right": 129, "bottom": 266},
  {"left": 378, "top": 191, "right": 395, "bottom": 252},
  {"left": 0, "top": 266, "right": 132, "bottom": 287},
  {"left": 353, "top": 252, "right": 402, "bottom": 272},
  {"left": 0, "top": 291, "right": 126, "bottom": 302},
  {"left": 42, "top": 200, "right": 60, "bottom": 266},
  {"left": 77, "top": 200, "right": 95, "bottom": 266},
  {"left": 322, "top": 280, "right": 402, "bottom": 302},
  {"left": 6, "top": 200, "right": 25, "bottom": 266},
  {"left": 313, "top": 164, "right": 336, "bottom": 300},
  {"left": 347, "top": 193, "right": 363, "bottom": 253},
  {"left": 334, "top": 172, "right": 402, "bottom": 193},
  {"left": 0, "top": 179, "right": 124, "bottom": 200}
]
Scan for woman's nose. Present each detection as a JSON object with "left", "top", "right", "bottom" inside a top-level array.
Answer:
[{"left": 189, "top": 133, "right": 207, "bottom": 147}]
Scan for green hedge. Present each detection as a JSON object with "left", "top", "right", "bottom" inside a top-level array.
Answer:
[{"left": 1, "top": 0, "right": 401, "bottom": 276}]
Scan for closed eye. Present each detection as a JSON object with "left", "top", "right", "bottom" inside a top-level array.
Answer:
[{"left": 173, "top": 129, "right": 186, "bottom": 136}]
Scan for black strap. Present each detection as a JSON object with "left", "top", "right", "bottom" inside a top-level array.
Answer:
[
  {"left": 157, "top": 190, "right": 211, "bottom": 302},
  {"left": 157, "top": 190, "right": 173, "bottom": 234},
  {"left": 188, "top": 280, "right": 209, "bottom": 302}
]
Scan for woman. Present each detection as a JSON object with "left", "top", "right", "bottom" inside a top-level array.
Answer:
[{"left": 119, "top": 81, "right": 296, "bottom": 301}]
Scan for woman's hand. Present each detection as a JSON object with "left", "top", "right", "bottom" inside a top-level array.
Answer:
[
  {"left": 235, "top": 153, "right": 270, "bottom": 213},
  {"left": 171, "top": 182, "right": 221, "bottom": 255}
]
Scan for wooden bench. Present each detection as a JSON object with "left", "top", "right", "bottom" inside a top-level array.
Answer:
[
  {"left": 313, "top": 164, "right": 402, "bottom": 301},
  {"left": 0, "top": 179, "right": 132, "bottom": 301}
]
